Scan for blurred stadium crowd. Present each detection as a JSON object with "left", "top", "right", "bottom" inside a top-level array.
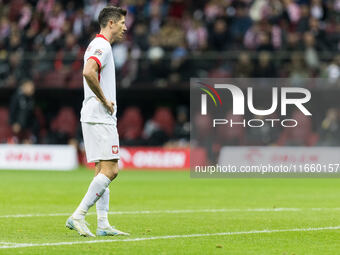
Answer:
[
  {"left": 0, "top": 0, "right": 339, "bottom": 150},
  {"left": 0, "top": 0, "right": 338, "bottom": 87}
]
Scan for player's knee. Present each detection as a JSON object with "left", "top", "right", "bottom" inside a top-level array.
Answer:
[
  {"left": 110, "top": 170, "right": 118, "bottom": 180},
  {"left": 104, "top": 167, "right": 118, "bottom": 181},
  {"left": 100, "top": 160, "right": 119, "bottom": 180},
  {"left": 102, "top": 170, "right": 117, "bottom": 181}
]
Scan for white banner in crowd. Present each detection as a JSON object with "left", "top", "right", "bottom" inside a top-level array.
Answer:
[
  {"left": 0, "top": 145, "right": 78, "bottom": 170},
  {"left": 218, "top": 146, "right": 340, "bottom": 167}
]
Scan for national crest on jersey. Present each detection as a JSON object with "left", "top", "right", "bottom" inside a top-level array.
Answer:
[{"left": 112, "top": 145, "right": 119, "bottom": 154}]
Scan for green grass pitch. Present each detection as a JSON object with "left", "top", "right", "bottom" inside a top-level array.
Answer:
[{"left": 1, "top": 168, "right": 340, "bottom": 254}]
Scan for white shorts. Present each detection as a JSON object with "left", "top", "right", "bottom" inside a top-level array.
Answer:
[{"left": 81, "top": 122, "right": 120, "bottom": 163}]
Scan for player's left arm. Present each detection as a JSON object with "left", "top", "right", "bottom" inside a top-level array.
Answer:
[{"left": 83, "top": 58, "right": 114, "bottom": 115}]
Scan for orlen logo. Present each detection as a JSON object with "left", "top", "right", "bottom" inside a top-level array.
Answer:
[{"left": 199, "top": 83, "right": 311, "bottom": 128}]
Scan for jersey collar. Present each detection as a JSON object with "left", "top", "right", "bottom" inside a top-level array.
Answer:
[{"left": 96, "top": 34, "right": 109, "bottom": 42}]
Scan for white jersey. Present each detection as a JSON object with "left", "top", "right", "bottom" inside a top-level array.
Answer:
[{"left": 80, "top": 34, "right": 117, "bottom": 125}]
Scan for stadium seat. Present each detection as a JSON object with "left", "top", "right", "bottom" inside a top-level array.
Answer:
[
  {"left": 208, "top": 69, "right": 231, "bottom": 78},
  {"left": 277, "top": 110, "right": 319, "bottom": 146},
  {"left": 216, "top": 112, "right": 246, "bottom": 145},
  {"left": 153, "top": 107, "right": 175, "bottom": 136},
  {"left": 34, "top": 107, "right": 47, "bottom": 140},
  {"left": 118, "top": 107, "right": 143, "bottom": 140},
  {"left": 0, "top": 107, "right": 12, "bottom": 142},
  {"left": 8, "top": 0, "right": 24, "bottom": 21},
  {"left": 68, "top": 70, "right": 83, "bottom": 89},
  {"left": 193, "top": 113, "right": 211, "bottom": 137},
  {"left": 41, "top": 71, "right": 68, "bottom": 88},
  {"left": 51, "top": 107, "right": 78, "bottom": 138},
  {"left": 0, "top": 107, "right": 8, "bottom": 123}
]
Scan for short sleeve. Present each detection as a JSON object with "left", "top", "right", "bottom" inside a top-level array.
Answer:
[{"left": 86, "top": 42, "right": 109, "bottom": 69}]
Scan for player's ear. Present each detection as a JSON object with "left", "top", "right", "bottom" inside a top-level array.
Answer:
[{"left": 108, "top": 19, "right": 114, "bottom": 28}]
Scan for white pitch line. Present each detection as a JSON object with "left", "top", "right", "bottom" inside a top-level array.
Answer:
[
  {"left": 0, "top": 208, "right": 299, "bottom": 218},
  {"left": 1, "top": 225, "right": 340, "bottom": 249},
  {"left": 1, "top": 208, "right": 340, "bottom": 218}
]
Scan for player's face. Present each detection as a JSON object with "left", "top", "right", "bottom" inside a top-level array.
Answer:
[{"left": 111, "top": 16, "right": 127, "bottom": 42}]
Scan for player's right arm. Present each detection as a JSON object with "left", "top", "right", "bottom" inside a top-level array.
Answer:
[{"left": 83, "top": 58, "right": 114, "bottom": 115}]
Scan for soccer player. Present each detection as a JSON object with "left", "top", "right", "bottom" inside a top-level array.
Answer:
[{"left": 66, "top": 6, "right": 128, "bottom": 237}]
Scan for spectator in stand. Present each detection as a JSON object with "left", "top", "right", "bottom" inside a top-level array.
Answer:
[
  {"left": 253, "top": 51, "right": 277, "bottom": 77},
  {"left": 145, "top": 35, "right": 168, "bottom": 85},
  {"left": 169, "top": 40, "right": 189, "bottom": 83},
  {"left": 18, "top": 2, "right": 33, "bottom": 30},
  {"left": 204, "top": 0, "right": 224, "bottom": 22},
  {"left": 244, "top": 20, "right": 281, "bottom": 51},
  {"left": 246, "top": 114, "right": 280, "bottom": 145},
  {"left": 133, "top": 21, "right": 149, "bottom": 51},
  {"left": 234, "top": 52, "right": 254, "bottom": 77},
  {"left": 54, "top": 33, "right": 82, "bottom": 73},
  {"left": 144, "top": 0, "right": 168, "bottom": 21},
  {"left": 310, "top": 0, "right": 326, "bottom": 20},
  {"left": 230, "top": 3, "right": 252, "bottom": 42},
  {"left": 256, "top": 32, "right": 274, "bottom": 51},
  {"left": 84, "top": 0, "right": 107, "bottom": 22},
  {"left": 0, "top": 40, "right": 9, "bottom": 85},
  {"left": 7, "top": 28, "right": 22, "bottom": 52},
  {"left": 45, "top": 2, "right": 66, "bottom": 44},
  {"left": 309, "top": 17, "right": 328, "bottom": 50},
  {"left": 36, "top": 0, "right": 55, "bottom": 19},
  {"left": 143, "top": 118, "right": 168, "bottom": 146},
  {"left": 282, "top": 0, "right": 301, "bottom": 25},
  {"left": 186, "top": 18, "right": 208, "bottom": 51},
  {"left": 297, "top": 4, "right": 310, "bottom": 33},
  {"left": 208, "top": 18, "right": 229, "bottom": 51},
  {"left": 284, "top": 32, "right": 303, "bottom": 51},
  {"left": 72, "top": 8, "right": 86, "bottom": 37},
  {"left": 289, "top": 52, "right": 309, "bottom": 83},
  {"left": 0, "top": 17, "right": 10, "bottom": 40},
  {"left": 6, "top": 51, "right": 27, "bottom": 88},
  {"left": 303, "top": 32, "right": 320, "bottom": 72},
  {"left": 9, "top": 79, "right": 38, "bottom": 144},
  {"left": 323, "top": 55, "right": 340, "bottom": 85},
  {"left": 168, "top": 106, "right": 189, "bottom": 147},
  {"left": 318, "top": 108, "right": 340, "bottom": 146},
  {"left": 147, "top": 1, "right": 164, "bottom": 35}
]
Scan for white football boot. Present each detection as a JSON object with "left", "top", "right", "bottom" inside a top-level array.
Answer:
[
  {"left": 96, "top": 225, "right": 130, "bottom": 236},
  {"left": 66, "top": 216, "right": 95, "bottom": 237}
]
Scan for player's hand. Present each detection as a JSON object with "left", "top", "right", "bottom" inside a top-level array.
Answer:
[{"left": 103, "top": 100, "right": 114, "bottom": 115}]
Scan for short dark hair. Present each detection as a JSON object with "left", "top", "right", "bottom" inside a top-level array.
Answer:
[{"left": 98, "top": 6, "right": 127, "bottom": 28}]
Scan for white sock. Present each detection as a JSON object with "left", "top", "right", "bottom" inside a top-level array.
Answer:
[
  {"left": 72, "top": 173, "right": 111, "bottom": 220},
  {"left": 96, "top": 187, "right": 110, "bottom": 228}
]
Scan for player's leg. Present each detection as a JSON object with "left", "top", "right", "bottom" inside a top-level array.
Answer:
[
  {"left": 95, "top": 161, "right": 111, "bottom": 229},
  {"left": 67, "top": 122, "right": 114, "bottom": 237},
  {"left": 95, "top": 162, "right": 101, "bottom": 175},
  {"left": 96, "top": 159, "right": 129, "bottom": 236},
  {"left": 71, "top": 164, "right": 113, "bottom": 221},
  {"left": 99, "top": 159, "right": 119, "bottom": 180},
  {"left": 70, "top": 123, "right": 113, "bottom": 219},
  {"left": 67, "top": 123, "right": 127, "bottom": 236},
  {"left": 67, "top": 164, "right": 112, "bottom": 237}
]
